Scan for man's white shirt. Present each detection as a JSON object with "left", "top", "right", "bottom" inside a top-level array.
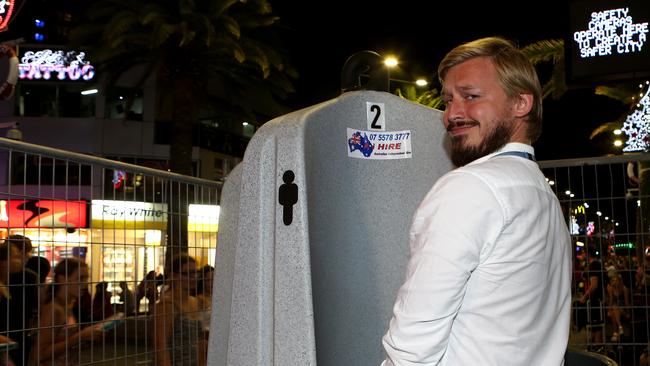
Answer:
[{"left": 382, "top": 143, "right": 572, "bottom": 366}]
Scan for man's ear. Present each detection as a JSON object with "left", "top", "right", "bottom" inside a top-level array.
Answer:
[{"left": 513, "top": 93, "right": 533, "bottom": 118}]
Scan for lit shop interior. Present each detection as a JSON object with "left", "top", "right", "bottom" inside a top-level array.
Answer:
[{"left": 0, "top": 199, "right": 219, "bottom": 308}]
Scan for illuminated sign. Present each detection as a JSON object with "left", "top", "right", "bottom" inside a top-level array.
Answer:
[
  {"left": 0, "top": 0, "right": 15, "bottom": 32},
  {"left": 188, "top": 204, "right": 219, "bottom": 232},
  {"left": 569, "top": 216, "right": 580, "bottom": 235},
  {"left": 614, "top": 242, "right": 635, "bottom": 249},
  {"left": 573, "top": 205, "right": 586, "bottom": 214},
  {"left": 91, "top": 200, "right": 167, "bottom": 229},
  {"left": 92, "top": 201, "right": 219, "bottom": 231},
  {"left": 0, "top": 199, "right": 87, "bottom": 228},
  {"left": 566, "top": 0, "right": 650, "bottom": 85},
  {"left": 19, "top": 49, "right": 95, "bottom": 81},
  {"left": 573, "top": 8, "right": 648, "bottom": 58}
]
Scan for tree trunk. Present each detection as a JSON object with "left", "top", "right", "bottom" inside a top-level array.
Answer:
[
  {"left": 637, "top": 161, "right": 650, "bottom": 260},
  {"left": 166, "top": 77, "right": 196, "bottom": 262}
]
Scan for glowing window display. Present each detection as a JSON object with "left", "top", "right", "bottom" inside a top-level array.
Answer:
[{"left": 0, "top": 199, "right": 87, "bottom": 228}]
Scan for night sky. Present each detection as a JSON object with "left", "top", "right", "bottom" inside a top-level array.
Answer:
[{"left": 273, "top": 1, "right": 636, "bottom": 161}]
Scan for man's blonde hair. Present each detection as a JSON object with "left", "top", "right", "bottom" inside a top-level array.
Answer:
[{"left": 438, "top": 37, "right": 543, "bottom": 142}]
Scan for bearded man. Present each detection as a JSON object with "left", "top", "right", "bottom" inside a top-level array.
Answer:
[{"left": 381, "top": 37, "right": 572, "bottom": 366}]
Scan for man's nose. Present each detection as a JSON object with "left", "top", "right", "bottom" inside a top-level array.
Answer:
[{"left": 445, "top": 100, "right": 466, "bottom": 122}]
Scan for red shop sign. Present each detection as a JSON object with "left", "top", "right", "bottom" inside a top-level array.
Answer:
[
  {"left": 0, "top": 1, "right": 16, "bottom": 32},
  {"left": 0, "top": 199, "right": 87, "bottom": 228}
]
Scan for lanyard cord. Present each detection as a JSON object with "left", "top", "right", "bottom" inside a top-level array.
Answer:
[{"left": 494, "top": 151, "right": 536, "bottom": 162}]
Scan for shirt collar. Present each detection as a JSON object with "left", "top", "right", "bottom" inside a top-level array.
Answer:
[{"left": 467, "top": 142, "right": 536, "bottom": 166}]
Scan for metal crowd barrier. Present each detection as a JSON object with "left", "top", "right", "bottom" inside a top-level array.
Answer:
[
  {"left": 541, "top": 153, "right": 650, "bottom": 366},
  {"left": 0, "top": 137, "right": 220, "bottom": 365}
]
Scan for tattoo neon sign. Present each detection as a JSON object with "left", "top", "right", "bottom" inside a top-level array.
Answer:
[{"left": 19, "top": 49, "right": 95, "bottom": 81}]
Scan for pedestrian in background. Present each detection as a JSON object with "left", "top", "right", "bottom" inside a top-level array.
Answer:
[
  {"left": 118, "top": 281, "right": 136, "bottom": 316},
  {"left": 0, "top": 242, "right": 22, "bottom": 366},
  {"left": 91, "top": 281, "right": 114, "bottom": 321},
  {"left": 154, "top": 253, "right": 206, "bottom": 366},
  {"left": 196, "top": 265, "right": 214, "bottom": 332},
  {"left": 29, "top": 258, "right": 103, "bottom": 365},
  {"left": 579, "top": 247, "right": 605, "bottom": 348},
  {"left": 136, "top": 271, "right": 160, "bottom": 313},
  {"left": 4, "top": 235, "right": 39, "bottom": 366}
]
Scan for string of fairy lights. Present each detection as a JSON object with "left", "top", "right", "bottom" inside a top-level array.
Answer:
[{"left": 621, "top": 80, "right": 650, "bottom": 152}]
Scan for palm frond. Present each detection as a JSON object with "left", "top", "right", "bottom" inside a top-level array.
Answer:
[
  {"left": 589, "top": 121, "right": 624, "bottom": 140},
  {"left": 522, "top": 39, "right": 564, "bottom": 65},
  {"left": 216, "top": 15, "right": 241, "bottom": 38},
  {"left": 595, "top": 85, "right": 638, "bottom": 105}
]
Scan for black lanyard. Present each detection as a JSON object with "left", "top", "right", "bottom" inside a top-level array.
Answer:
[{"left": 494, "top": 151, "right": 536, "bottom": 161}]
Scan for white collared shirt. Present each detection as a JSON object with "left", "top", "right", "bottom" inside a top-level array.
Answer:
[{"left": 382, "top": 143, "right": 571, "bottom": 366}]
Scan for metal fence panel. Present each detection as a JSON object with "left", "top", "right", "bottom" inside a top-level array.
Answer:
[
  {"left": 540, "top": 153, "right": 650, "bottom": 366},
  {"left": 0, "top": 137, "right": 220, "bottom": 366}
]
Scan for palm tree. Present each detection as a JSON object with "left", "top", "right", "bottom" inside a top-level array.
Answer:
[
  {"left": 394, "top": 86, "right": 444, "bottom": 110},
  {"left": 68, "top": 0, "right": 296, "bottom": 250},
  {"left": 521, "top": 39, "right": 567, "bottom": 100}
]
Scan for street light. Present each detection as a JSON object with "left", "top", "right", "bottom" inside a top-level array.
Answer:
[
  {"left": 341, "top": 51, "right": 430, "bottom": 93},
  {"left": 415, "top": 79, "right": 428, "bottom": 86},
  {"left": 383, "top": 56, "right": 398, "bottom": 91},
  {"left": 383, "top": 56, "right": 398, "bottom": 67}
]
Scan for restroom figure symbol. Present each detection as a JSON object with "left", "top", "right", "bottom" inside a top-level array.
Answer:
[{"left": 278, "top": 170, "right": 298, "bottom": 225}]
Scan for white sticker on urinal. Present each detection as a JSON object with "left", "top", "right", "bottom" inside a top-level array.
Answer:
[{"left": 347, "top": 128, "right": 412, "bottom": 160}]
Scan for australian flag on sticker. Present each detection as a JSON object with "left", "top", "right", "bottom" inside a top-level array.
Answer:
[{"left": 348, "top": 131, "right": 374, "bottom": 157}]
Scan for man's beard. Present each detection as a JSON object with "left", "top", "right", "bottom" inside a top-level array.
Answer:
[{"left": 448, "top": 118, "right": 514, "bottom": 167}]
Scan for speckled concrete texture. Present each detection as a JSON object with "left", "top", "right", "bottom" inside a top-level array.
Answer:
[{"left": 209, "top": 90, "right": 453, "bottom": 365}]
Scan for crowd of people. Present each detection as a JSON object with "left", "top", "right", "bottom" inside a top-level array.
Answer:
[
  {"left": 573, "top": 244, "right": 650, "bottom": 364},
  {"left": 0, "top": 234, "right": 215, "bottom": 366}
]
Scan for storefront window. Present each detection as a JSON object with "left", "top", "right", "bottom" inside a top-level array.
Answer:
[
  {"left": 15, "top": 83, "right": 96, "bottom": 118},
  {"left": 90, "top": 200, "right": 167, "bottom": 312},
  {"left": 0, "top": 227, "right": 92, "bottom": 281},
  {"left": 105, "top": 87, "right": 143, "bottom": 121},
  {"left": 187, "top": 204, "right": 219, "bottom": 267}
]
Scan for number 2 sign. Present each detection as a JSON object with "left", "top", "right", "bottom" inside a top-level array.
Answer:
[{"left": 366, "top": 102, "right": 385, "bottom": 131}]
